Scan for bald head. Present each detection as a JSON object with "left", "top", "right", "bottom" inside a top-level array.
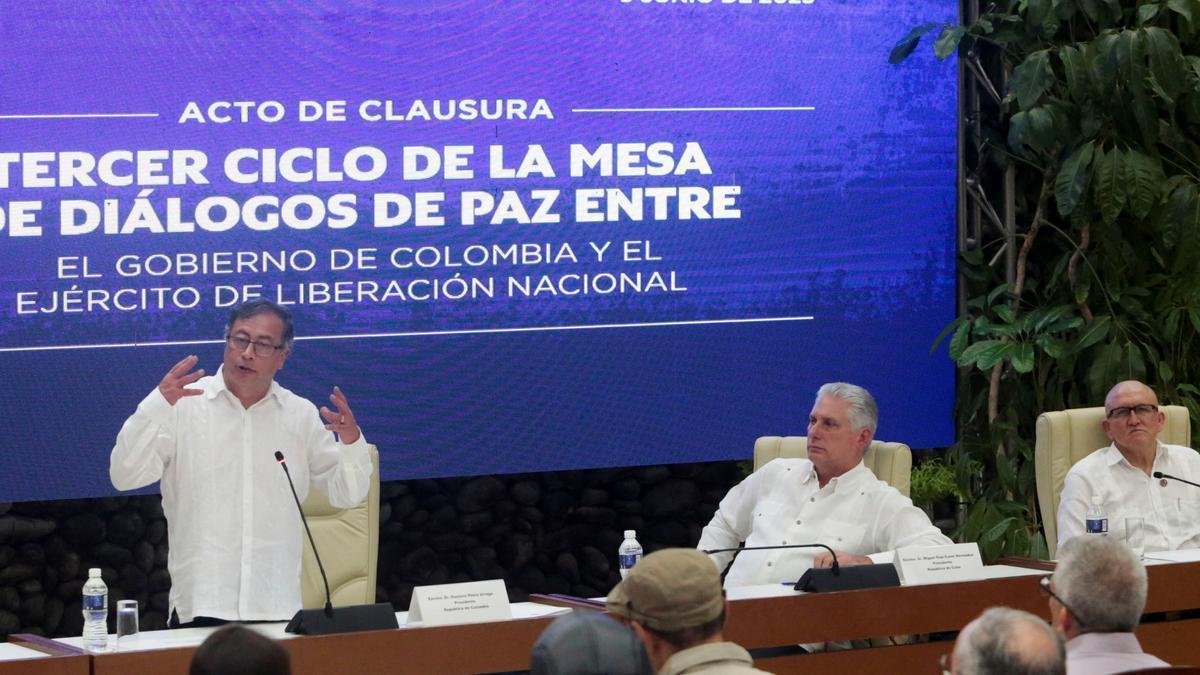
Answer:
[
  {"left": 1105, "top": 381, "right": 1159, "bottom": 409},
  {"left": 952, "top": 607, "right": 1064, "bottom": 675}
]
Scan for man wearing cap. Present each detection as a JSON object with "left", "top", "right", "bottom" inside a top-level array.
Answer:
[
  {"left": 1056, "top": 380, "right": 1200, "bottom": 552},
  {"left": 698, "top": 382, "right": 949, "bottom": 587},
  {"left": 607, "top": 548, "right": 771, "bottom": 675}
]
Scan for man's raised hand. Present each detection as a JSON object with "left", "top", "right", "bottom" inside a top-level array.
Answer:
[
  {"left": 158, "top": 355, "right": 205, "bottom": 405},
  {"left": 320, "top": 386, "right": 361, "bottom": 445}
]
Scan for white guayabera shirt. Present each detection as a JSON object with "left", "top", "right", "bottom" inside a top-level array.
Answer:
[
  {"left": 110, "top": 366, "right": 372, "bottom": 623},
  {"left": 698, "top": 459, "right": 951, "bottom": 587},
  {"left": 1057, "top": 441, "right": 1200, "bottom": 552}
]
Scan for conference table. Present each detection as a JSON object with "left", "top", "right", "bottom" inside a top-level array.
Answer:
[{"left": 5, "top": 557, "right": 1199, "bottom": 674}]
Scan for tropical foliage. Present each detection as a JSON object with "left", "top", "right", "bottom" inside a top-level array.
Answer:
[{"left": 894, "top": 0, "right": 1200, "bottom": 559}]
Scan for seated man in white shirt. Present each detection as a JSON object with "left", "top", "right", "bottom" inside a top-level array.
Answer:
[
  {"left": 697, "top": 382, "right": 950, "bottom": 587},
  {"left": 110, "top": 300, "right": 374, "bottom": 627},
  {"left": 1056, "top": 380, "right": 1200, "bottom": 552},
  {"left": 1045, "top": 536, "right": 1168, "bottom": 674}
]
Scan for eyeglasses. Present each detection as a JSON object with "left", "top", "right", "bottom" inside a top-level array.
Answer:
[
  {"left": 1106, "top": 404, "right": 1158, "bottom": 420},
  {"left": 1039, "top": 576, "right": 1086, "bottom": 629},
  {"left": 226, "top": 335, "right": 285, "bottom": 357}
]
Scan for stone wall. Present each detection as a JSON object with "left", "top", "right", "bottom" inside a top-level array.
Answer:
[{"left": 0, "top": 460, "right": 744, "bottom": 639}]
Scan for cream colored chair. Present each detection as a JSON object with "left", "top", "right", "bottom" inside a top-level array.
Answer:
[
  {"left": 753, "top": 436, "right": 912, "bottom": 497},
  {"left": 1035, "top": 406, "right": 1190, "bottom": 557},
  {"left": 300, "top": 444, "right": 381, "bottom": 608}
]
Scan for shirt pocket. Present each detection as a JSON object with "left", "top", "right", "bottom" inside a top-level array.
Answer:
[
  {"left": 1170, "top": 498, "right": 1200, "bottom": 530},
  {"left": 819, "top": 519, "right": 869, "bottom": 553}
]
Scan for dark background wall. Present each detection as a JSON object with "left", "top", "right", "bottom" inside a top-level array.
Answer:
[{"left": 0, "top": 461, "right": 745, "bottom": 639}]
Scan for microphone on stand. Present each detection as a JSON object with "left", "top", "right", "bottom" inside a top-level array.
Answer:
[
  {"left": 1153, "top": 471, "right": 1200, "bottom": 490},
  {"left": 702, "top": 542, "right": 899, "bottom": 593},
  {"left": 703, "top": 543, "right": 841, "bottom": 576},
  {"left": 275, "top": 451, "right": 398, "bottom": 635}
]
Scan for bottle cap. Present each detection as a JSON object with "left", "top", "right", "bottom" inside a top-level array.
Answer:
[
  {"left": 1091, "top": 495, "right": 1102, "bottom": 505},
  {"left": 624, "top": 530, "right": 636, "bottom": 539},
  {"left": 88, "top": 568, "right": 101, "bottom": 577}
]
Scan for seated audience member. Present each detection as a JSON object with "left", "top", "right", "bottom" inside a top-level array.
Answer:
[
  {"left": 950, "top": 607, "right": 1064, "bottom": 675},
  {"left": 1045, "top": 536, "right": 1168, "bottom": 673},
  {"left": 1057, "top": 380, "right": 1200, "bottom": 551},
  {"left": 531, "top": 609, "right": 654, "bottom": 675},
  {"left": 189, "top": 624, "right": 291, "bottom": 675},
  {"left": 698, "top": 382, "right": 950, "bottom": 586},
  {"left": 606, "top": 548, "right": 771, "bottom": 675}
]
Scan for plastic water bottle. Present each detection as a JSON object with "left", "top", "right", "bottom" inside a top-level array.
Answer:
[
  {"left": 1085, "top": 495, "right": 1108, "bottom": 536},
  {"left": 618, "top": 530, "right": 643, "bottom": 579},
  {"left": 82, "top": 567, "right": 108, "bottom": 652}
]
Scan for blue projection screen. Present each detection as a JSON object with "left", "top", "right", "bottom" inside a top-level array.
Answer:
[{"left": 0, "top": 1, "right": 957, "bottom": 501}]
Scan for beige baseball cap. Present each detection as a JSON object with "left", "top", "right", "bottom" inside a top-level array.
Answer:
[{"left": 606, "top": 548, "right": 724, "bottom": 632}]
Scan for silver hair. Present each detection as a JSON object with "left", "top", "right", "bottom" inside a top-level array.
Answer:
[
  {"left": 952, "top": 607, "right": 1064, "bottom": 675},
  {"left": 1053, "top": 535, "right": 1147, "bottom": 632},
  {"left": 815, "top": 382, "right": 878, "bottom": 434}
]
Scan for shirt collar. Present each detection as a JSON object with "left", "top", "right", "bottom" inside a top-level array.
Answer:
[
  {"left": 660, "top": 642, "right": 754, "bottom": 675},
  {"left": 1103, "top": 441, "right": 1166, "bottom": 467},
  {"left": 802, "top": 460, "right": 869, "bottom": 491},
  {"left": 1067, "top": 632, "right": 1146, "bottom": 655},
  {"left": 207, "top": 365, "right": 283, "bottom": 408}
]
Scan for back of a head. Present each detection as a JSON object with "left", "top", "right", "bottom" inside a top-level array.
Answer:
[
  {"left": 531, "top": 610, "right": 653, "bottom": 675},
  {"left": 189, "top": 624, "right": 291, "bottom": 675},
  {"left": 1054, "top": 535, "right": 1147, "bottom": 632},
  {"left": 953, "top": 607, "right": 1064, "bottom": 675}
]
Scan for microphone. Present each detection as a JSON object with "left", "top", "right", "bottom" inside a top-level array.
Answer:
[
  {"left": 1153, "top": 471, "right": 1200, "bottom": 489},
  {"left": 275, "top": 451, "right": 333, "bottom": 619},
  {"left": 275, "top": 451, "right": 398, "bottom": 635},
  {"left": 702, "top": 543, "right": 840, "bottom": 576},
  {"left": 702, "top": 543, "right": 900, "bottom": 593}
]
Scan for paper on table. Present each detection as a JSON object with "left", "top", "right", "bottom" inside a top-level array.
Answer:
[{"left": 1143, "top": 549, "right": 1200, "bottom": 563}]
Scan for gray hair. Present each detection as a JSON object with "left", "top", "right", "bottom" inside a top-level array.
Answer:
[
  {"left": 1053, "top": 535, "right": 1147, "bottom": 632},
  {"left": 952, "top": 607, "right": 1064, "bottom": 675},
  {"left": 815, "top": 382, "right": 878, "bottom": 434},
  {"left": 226, "top": 299, "right": 294, "bottom": 352}
]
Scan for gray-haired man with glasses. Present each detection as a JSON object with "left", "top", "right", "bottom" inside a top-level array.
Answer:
[
  {"left": 1044, "top": 536, "right": 1168, "bottom": 673},
  {"left": 1056, "top": 380, "right": 1200, "bottom": 551},
  {"left": 110, "top": 299, "right": 373, "bottom": 627}
]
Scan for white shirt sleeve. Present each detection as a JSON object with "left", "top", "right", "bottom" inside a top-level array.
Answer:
[
  {"left": 303, "top": 406, "right": 373, "bottom": 509},
  {"left": 697, "top": 465, "right": 771, "bottom": 574},
  {"left": 1057, "top": 469, "right": 1092, "bottom": 547},
  {"left": 110, "top": 388, "right": 177, "bottom": 491}
]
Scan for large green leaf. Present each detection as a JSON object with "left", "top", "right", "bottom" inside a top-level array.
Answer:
[
  {"left": 1138, "top": 3, "right": 1162, "bottom": 24},
  {"left": 1167, "top": 0, "right": 1194, "bottom": 22},
  {"left": 1009, "top": 50, "right": 1055, "bottom": 110},
  {"left": 1056, "top": 141, "right": 1096, "bottom": 216},
  {"left": 1162, "top": 183, "right": 1199, "bottom": 254},
  {"left": 1057, "top": 45, "right": 1092, "bottom": 102},
  {"left": 1010, "top": 342, "right": 1036, "bottom": 373},
  {"left": 1126, "top": 150, "right": 1166, "bottom": 220},
  {"left": 890, "top": 23, "right": 943, "bottom": 64},
  {"left": 1075, "top": 316, "right": 1113, "bottom": 351},
  {"left": 960, "top": 339, "right": 1011, "bottom": 370},
  {"left": 1144, "top": 27, "right": 1186, "bottom": 101},
  {"left": 949, "top": 321, "right": 971, "bottom": 360},
  {"left": 1094, "top": 146, "right": 1128, "bottom": 225},
  {"left": 934, "top": 25, "right": 967, "bottom": 61}
]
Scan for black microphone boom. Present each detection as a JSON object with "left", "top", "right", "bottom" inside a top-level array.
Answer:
[
  {"left": 702, "top": 543, "right": 900, "bottom": 593},
  {"left": 275, "top": 451, "right": 398, "bottom": 635},
  {"left": 1153, "top": 471, "right": 1200, "bottom": 490}
]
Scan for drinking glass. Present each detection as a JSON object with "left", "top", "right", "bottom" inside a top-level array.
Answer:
[
  {"left": 1125, "top": 517, "right": 1145, "bottom": 558},
  {"left": 115, "top": 600, "right": 139, "bottom": 650}
]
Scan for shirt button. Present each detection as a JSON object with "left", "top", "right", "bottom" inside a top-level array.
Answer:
[
  {"left": 810, "top": 497, "right": 816, "bottom": 502},
  {"left": 782, "top": 540, "right": 787, "bottom": 545},
  {"left": 767, "top": 562, "right": 773, "bottom": 567},
  {"left": 796, "top": 520, "right": 802, "bottom": 525}
]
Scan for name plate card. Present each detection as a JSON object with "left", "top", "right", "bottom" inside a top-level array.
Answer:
[
  {"left": 894, "top": 543, "right": 984, "bottom": 586},
  {"left": 407, "top": 579, "right": 512, "bottom": 627}
]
